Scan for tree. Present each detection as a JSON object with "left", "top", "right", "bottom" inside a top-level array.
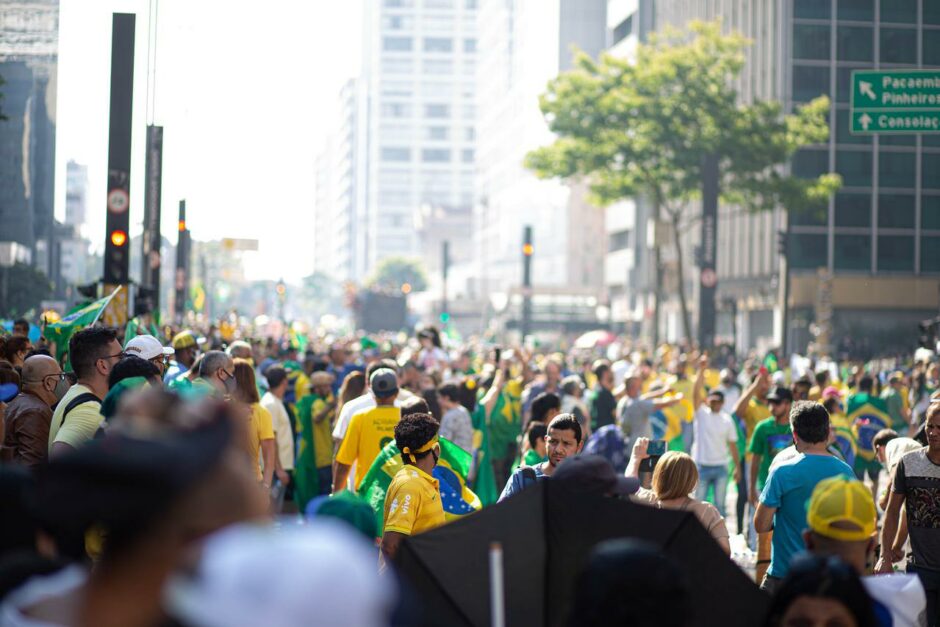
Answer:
[
  {"left": 0, "top": 263, "right": 52, "bottom": 318},
  {"left": 365, "top": 257, "right": 429, "bottom": 293},
  {"left": 526, "top": 20, "right": 840, "bottom": 343}
]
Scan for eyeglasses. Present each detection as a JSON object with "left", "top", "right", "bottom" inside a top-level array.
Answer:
[
  {"left": 23, "top": 373, "right": 68, "bottom": 385},
  {"left": 221, "top": 369, "right": 235, "bottom": 380},
  {"left": 100, "top": 351, "right": 127, "bottom": 362},
  {"left": 151, "top": 355, "right": 170, "bottom": 366}
]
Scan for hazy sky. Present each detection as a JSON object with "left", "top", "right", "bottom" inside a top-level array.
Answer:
[{"left": 54, "top": 0, "right": 363, "bottom": 283}]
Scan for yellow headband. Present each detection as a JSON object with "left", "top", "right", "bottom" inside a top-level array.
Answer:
[{"left": 402, "top": 437, "right": 439, "bottom": 463}]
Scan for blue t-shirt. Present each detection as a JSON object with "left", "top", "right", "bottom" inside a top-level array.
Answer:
[
  {"left": 760, "top": 453, "right": 853, "bottom": 578},
  {"left": 498, "top": 463, "right": 547, "bottom": 502}
]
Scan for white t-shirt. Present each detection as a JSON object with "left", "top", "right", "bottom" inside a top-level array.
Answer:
[
  {"left": 261, "top": 392, "right": 294, "bottom": 471},
  {"left": 690, "top": 406, "right": 738, "bottom": 466},
  {"left": 863, "top": 573, "right": 926, "bottom": 627},
  {"left": 331, "top": 388, "right": 415, "bottom": 441}
]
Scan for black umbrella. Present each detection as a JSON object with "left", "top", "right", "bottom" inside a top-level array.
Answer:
[{"left": 395, "top": 480, "right": 768, "bottom": 627}]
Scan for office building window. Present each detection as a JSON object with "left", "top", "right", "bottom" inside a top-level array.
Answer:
[
  {"left": 422, "top": 148, "right": 451, "bottom": 162},
  {"left": 461, "top": 148, "right": 474, "bottom": 163},
  {"left": 881, "top": 133, "right": 916, "bottom": 147},
  {"left": 836, "top": 108, "right": 871, "bottom": 145},
  {"left": 425, "top": 103, "right": 450, "bottom": 118},
  {"left": 382, "top": 15, "right": 413, "bottom": 29},
  {"left": 424, "top": 0, "right": 454, "bottom": 7},
  {"left": 925, "top": 155, "right": 940, "bottom": 189},
  {"left": 879, "top": 151, "right": 915, "bottom": 189},
  {"left": 381, "top": 147, "right": 411, "bottom": 162},
  {"left": 922, "top": 237, "right": 940, "bottom": 272},
  {"left": 381, "top": 102, "right": 412, "bottom": 118},
  {"left": 424, "top": 59, "right": 453, "bottom": 75},
  {"left": 424, "top": 37, "right": 453, "bottom": 52},
  {"left": 795, "top": 0, "right": 830, "bottom": 19},
  {"left": 834, "top": 234, "right": 872, "bottom": 271},
  {"left": 383, "top": 37, "right": 413, "bottom": 52},
  {"left": 793, "top": 24, "right": 831, "bottom": 60},
  {"left": 881, "top": 0, "right": 916, "bottom": 24},
  {"left": 381, "top": 57, "right": 414, "bottom": 73},
  {"left": 926, "top": 33, "right": 940, "bottom": 66},
  {"left": 793, "top": 149, "right": 829, "bottom": 179},
  {"left": 880, "top": 28, "right": 917, "bottom": 64},
  {"left": 426, "top": 126, "right": 448, "bottom": 140},
  {"left": 792, "top": 203, "right": 828, "bottom": 227},
  {"left": 612, "top": 16, "right": 634, "bottom": 44},
  {"left": 878, "top": 235, "right": 914, "bottom": 271},
  {"left": 836, "top": 67, "right": 857, "bottom": 103},
  {"left": 927, "top": 2, "right": 940, "bottom": 25},
  {"left": 462, "top": 104, "right": 475, "bottom": 119},
  {"left": 465, "top": 0, "right": 478, "bottom": 8},
  {"left": 790, "top": 234, "right": 829, "bottom": 269},
  {"left": 878, "top": 193, "right": 915, "bottom": 228},
  {"left": 464, "top": 38, "right": 477, "bottom": 53},
  {"left": 792, "top": 65, "right": 830, "bottom": 102},
  {"left": 837, "top": 0, "right": 873, "bottom": 21},
  {"left": 464, "top": 127, "right": 475, "bottom": 140},
  {"left": 835, "top": 192, "right": 871, "bottom": 227},
  {"left": 836, "top": 150, "right": 872, "bottom": 187},
  {"left": 609, "top": 229, "right": 631, "bottom": 252},
  {"left": 384, "top": 0, "right": 413, "bottom": 6},
  {"left": 923, "top": 195, "right": 940, "bottom": 229},
  {"left": 837, "top": 26, "right": 873, "bottom": 62}
]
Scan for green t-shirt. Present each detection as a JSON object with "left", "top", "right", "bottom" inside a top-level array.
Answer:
[
  {"left": 880, "top": 388, "right": 905, "bottom": 430},
  {"left": 748, "top": 418, "right": 793, "bottom": 491},
  {"left": 523, "top": 449, "right": 546, "bottom": 466},
  {"left": 296, "top": 393, "right": 334, "bottom": 469},
  {"left": 488, "top": 391, "right": 521, "bottom": 459}
]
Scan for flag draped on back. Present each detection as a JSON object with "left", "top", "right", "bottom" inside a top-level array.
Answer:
[
  {"left": 44, "top": 292, "right": 115, "bottom": 371},
  {"left": 359, "top": 437, "right": 481, "bottom": 537},
  {"left": 847, "top": 395, "right": 891, "bottom": 462},
  {"left": 470, "top": 402, "right": 499, "bottom": 506}
]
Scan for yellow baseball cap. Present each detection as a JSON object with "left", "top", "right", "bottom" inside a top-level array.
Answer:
[{"left": 807, "top": 477, "right": 877, "bottom": 542}]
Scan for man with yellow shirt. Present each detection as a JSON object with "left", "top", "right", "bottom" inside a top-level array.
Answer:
[
  {"left": 334, "top": 368, "right": 401, "bottom": 492},
  {"left": 381, "top": 411, "right": 445, "bottom": 560}
]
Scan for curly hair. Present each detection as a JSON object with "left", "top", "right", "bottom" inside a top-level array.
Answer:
[{"left": 394, "top": 412, "right": 440, "bottom": 465}]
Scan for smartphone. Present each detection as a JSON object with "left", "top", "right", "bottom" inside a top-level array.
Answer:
[
  {"left": 494, "top": 347, "right": 502, "bottom": 364},
  {"left": 646, "top": 439, "right": 667, "bottom": 456}
]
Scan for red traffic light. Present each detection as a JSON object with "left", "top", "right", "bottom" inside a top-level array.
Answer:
[
  {"left": 110, "top": 230, "right": 128, "bottom": 247},
  {"left": 522, "top": 243, "right": 534, "bottom": 256},
  {"left": 178, "top": 220, "right": 186, "bottom": 232}
]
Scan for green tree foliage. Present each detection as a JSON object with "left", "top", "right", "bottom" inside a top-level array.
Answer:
[
  {"left": 365, "top": 256, "right": 429, "bottom": 293},
  {"left": 0, "top": 263, "right": 52, "bottom": 318},
  {"left": 526, "top": 20, "right": 841, "bottom": 341}
]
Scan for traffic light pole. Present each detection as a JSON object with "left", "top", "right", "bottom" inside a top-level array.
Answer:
[
  {"left": 778, "top": 218, "right": 791, "bottom": 356},
  {"left": 521, "top": 225, "right": 533, "bottom": 339},
  {"left": 140, "top": 125, "right": 164, "bottom": 316},
  {"left": 441, "top": 240, "right": 449, "bottom": 324},
  {"left": 174, "top": 200, "right": 189, "bottom": 323}
]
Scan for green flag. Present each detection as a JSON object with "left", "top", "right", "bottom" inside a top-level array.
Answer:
[
  {"left": 359, "top": 437, "right": 481, "bottom": 537},
  {"left": 293, "top": 394, "right": 322, "bottom": 511},
  {"left": 45, "top": 292, "right": 116, "bottom": 371},
  {"left": 124, "top": 317, "right": 140, "bottom": 345},
  {"left": 470, "top": 402, "right": 499, "bottom": 506}
]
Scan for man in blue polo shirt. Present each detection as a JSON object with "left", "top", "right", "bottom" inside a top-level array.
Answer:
[{"left": 754, "top": 400, "right": 853, "bottom": 594}]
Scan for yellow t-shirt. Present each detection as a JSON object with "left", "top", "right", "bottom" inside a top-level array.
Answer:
[
  {"left": 336, "top": 405, "right": 401, "bottom": 489},
  {"left": 383, "top": 465, "right": 445, "bottom": 536},
  {"left": 48, "top": 384, "right": 102, "bottom": 453},
  {"left": 311, "top": 395, "right": 334, "bottom": 469},
  {"left": 741, "top": 397, "right": 772, "bottom": 446},
  {"left": 246, "top": 402, "right": 275, "bottom": 481}
]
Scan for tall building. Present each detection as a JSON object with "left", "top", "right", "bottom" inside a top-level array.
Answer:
[
  {"left": 644, "top": 0, "right": 940, "bottom": 356},
  {"left": 474, "top": 0, "right": 608, "bottom": 302},
  {"left": 0, "top": 0, "right": 59, "bottom": 269},
  {"left": 65, "top": 159, "right": 87, "bottom": 230},
  {"left": 315, "top": 78, "right": 369, "bottom": 283},
  {"left": 361, "top": 0, "right": 478, "bottom": 276}
]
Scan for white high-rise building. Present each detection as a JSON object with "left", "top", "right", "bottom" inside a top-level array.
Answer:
[
  {"left": 361, "top": 0, "right": 478, "bottom": 275},
  {"left": 65, "top": 159, "right": 87, "bottom": 230},
  {"left": 473, "top": 0, "right": 608, "bottom": 300}
]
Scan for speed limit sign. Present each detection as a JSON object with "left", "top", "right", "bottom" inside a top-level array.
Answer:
[{"left": 107, "top": 188, "right": 129, "bottom": 213}]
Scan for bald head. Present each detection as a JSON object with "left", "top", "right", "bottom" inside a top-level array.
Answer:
[
  {"left": 21, "top": 354, "right": 63, "bottom": 406},
  {"left": 22, "top": 355, "right": 61, "bottom": 383}
]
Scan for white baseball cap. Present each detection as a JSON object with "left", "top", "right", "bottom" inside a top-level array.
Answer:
[{"left": 125, "top": 335, "right": 174, "bottom": 360}]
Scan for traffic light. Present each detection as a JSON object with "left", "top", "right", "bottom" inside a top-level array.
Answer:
[
  {"left": 439, "top": 311, "right": 450, "bottom": 324},
  {"left": 104, "top": 188, "right": 130, "bottom": 284},
  {"left": 134, "top": 285, "right": 157, "bottom": 317},
  {"left": 522, "top": 242, "right": 534, "bottom": 256}
]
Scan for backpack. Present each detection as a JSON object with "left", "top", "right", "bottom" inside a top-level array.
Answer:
[
  {"left": 58, "top": 392, "right": 101, "bottom": 424},
  {"left": 584, "top": 424, "right": 629, "bottom": 473}
]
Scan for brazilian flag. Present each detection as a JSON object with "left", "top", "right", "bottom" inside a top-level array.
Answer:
[
  {"left": 829, "top": 412, "right": 858, "bottom": 469},
  {"left": 45, "top": 292, "right": 115, "bottom": 371},
  {"left": 359, "top": 437, "right": 481, "bottom": 537},
  {"left": 847, "top": 394, "right": 891, "bottom": 463}
]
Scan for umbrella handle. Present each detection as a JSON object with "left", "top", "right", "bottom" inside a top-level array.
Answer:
[{"left": 489, "top": 542, "right": 505, "bottom": 627}]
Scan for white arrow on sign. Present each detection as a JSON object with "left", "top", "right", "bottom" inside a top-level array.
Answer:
[
  {"left": 859, "top": 81, "right": 876, "bottom": 100},
  {"left": 859, "top": 113, "right": 872, "bottom": 130}
]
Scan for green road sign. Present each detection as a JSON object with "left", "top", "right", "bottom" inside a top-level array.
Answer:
[{"left": 850, "top": 70, "right": 940, "bottom": 134}]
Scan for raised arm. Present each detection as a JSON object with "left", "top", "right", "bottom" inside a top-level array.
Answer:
[{"left": 693, "top": 355, "right": 708, "bottom": 409}]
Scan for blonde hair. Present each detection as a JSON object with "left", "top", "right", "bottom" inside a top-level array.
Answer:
[{"left": 652, "top": 451, "right": 698, "bottom": 501}]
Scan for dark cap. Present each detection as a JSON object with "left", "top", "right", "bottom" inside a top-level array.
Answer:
[
  {"left": 553, "top": 454, "right": 640, "bottom": 497},
  {"left": 370, "top": 368, "right": 399, "bottom": 398},
  {"left": 766, "top": 386, "right": 793, "bottom": 403}
]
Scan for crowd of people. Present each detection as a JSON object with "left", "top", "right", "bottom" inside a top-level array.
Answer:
[{"left": 0, "top": 315, "right": 939, "bottom": 626}]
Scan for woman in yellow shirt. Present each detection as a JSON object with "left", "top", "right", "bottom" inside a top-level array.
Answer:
[
  {"left": 381, "top": 411, "right": 446, "bottom": 561},
  {"left": 233, "top": 358, "right": 276, "bottom": 488}
]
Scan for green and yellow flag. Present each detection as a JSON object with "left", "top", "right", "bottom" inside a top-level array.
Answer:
[
  {"left": 847, "top": 394, "right": 891, "bottom": 462},
  {"left": 45, "top": 292, "right": 116, "bottom": 371},
  {"left": 359, "top": 437, "right": 481, "bottom": 537}
]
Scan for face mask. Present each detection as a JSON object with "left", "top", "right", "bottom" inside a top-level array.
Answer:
[
  {"left": 51, "top": 376, "right": 70, "bottom": 403},
  {"left": 223, "top": 373, "right": 237, "bottom": 394}
]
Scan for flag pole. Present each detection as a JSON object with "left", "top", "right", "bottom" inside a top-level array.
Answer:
[
  {"left": 489, "top": 542, "right": 505, "bottom": 627},
  {"left": 91, "top": 285, "right": 123, "bottom": 326}
]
